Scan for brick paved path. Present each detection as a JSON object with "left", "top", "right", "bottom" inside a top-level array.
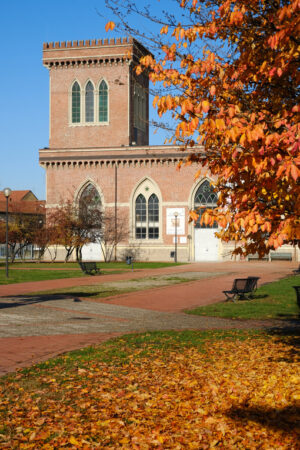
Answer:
[{"left": 0, "top": 261, "right": 298, "bottom": 376}]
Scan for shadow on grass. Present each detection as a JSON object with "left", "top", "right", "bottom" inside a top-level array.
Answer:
[
  {"left": 0, "top": 293, "right": 98, "bottom": 309},
  {"left": 264, "top": 325, "right": 300, "bottom": 363},
  {"left": 227, "top": 404, "right": 300, "bottom": 433},
  {"left": 232, "top": 294, "right": 269, "bottom": 301}
]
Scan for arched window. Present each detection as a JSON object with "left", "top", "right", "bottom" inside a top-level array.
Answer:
[
  {"left": 72, "top": 82, "right": 81, "bottom": 123},
  {"left": 135, "top": 194, "right": 146, "bottom": 239},
  {"left": 79, "top": 183, "right": 102, "bottom": 219},
  {"left": 148, "top": 194, "right": 159, "bottom": 239},
  {"left": 194, "top": 180, "right": 218, "bottom": 229},
  {"left": 135, "top": 193, "right": 159, "bottom": 239},
  {"left": 99, "top": 80, "right": 108, "bottom": 122},
  {"left": 85, "top": 81, "right": 94, "bottom": 122}
]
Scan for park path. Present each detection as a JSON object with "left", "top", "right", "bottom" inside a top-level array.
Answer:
[{"left": 0, "top": 261, "right": 298, "bottom": 376}]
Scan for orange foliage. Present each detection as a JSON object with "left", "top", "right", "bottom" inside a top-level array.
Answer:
[{"left": 134, "top": 0, "right": 300, "bottom": 256}]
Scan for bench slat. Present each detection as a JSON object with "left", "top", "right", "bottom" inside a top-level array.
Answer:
[
  {"left": 79, "top": 262, "right": 100, "bottom": 275},
  {"left": 223, "top": 276, "right": 260, "bottom": 301}
]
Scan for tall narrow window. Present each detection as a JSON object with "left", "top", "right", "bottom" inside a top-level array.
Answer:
[
  {"left": 194, "top": 180, "right": 218, "bottom": 229},
  {"left": 79, "top": 183, "right": 101, "bottom": 215},
  {"left": 135, "top": 193, "right": 159, "bottom": 239},
  {"left": 134, "top": 85, "right": 146, "bottom": 131},
  {"left": 78, "top": 184, "right": 102, "bottom": 234},
  {"left": 99, "top": 80, "right": 108, "bottom": 122},
  {"left": 148, "top": 194, "right": 159, "bottom": 239},
  {"left": 72, "top": 82, "right": 81, "bottom": 123},
  {"left": 135, "top": 194, "right": 146, "bottom": 239},
  {"left": 85, "top": 81, "right": 94, "bottom": 122}
]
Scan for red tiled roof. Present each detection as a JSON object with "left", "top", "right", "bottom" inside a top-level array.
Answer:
[
  {"left": 0, "top": 196, "right": 45, "bottom": 216},
  {"left": 0, "top": 190, "right": 37, "bottom": 203}
]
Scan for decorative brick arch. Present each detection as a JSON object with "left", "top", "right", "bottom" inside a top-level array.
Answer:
[
  {"left": 130, "top": 177, "right": 163, "bottom": 241},
  {"left": 188, "top": 177, "right": 216, "bottom": 210},
  {"left": 74, "top": 179, "right": 104, "bottom": 208}
]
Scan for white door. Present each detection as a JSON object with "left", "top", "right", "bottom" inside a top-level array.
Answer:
[
  {"left": 81, "top": 243, "right": 103, "bottom": 261},
  {"left": 194, "top": 229, "right": 219, "bottom": 261}
]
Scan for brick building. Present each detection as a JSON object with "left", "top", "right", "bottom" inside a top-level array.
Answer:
[
  {"left": 0, "top": 190, "right": 45, "bottom": 222},
  {"left": 39, "top": 38, "right": 297, "bottom": 262},
  {"left": 0, "top": 190, "right": 45, "bottom": 260}
]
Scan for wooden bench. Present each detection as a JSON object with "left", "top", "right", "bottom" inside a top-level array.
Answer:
[
  {"left": 248, "top": 254, "right": 269, "bottom": 261},
  {"left": 79, "top": 261, "right": 100, "bottom": 275},
  {"left": 223, "top": 276, "right": 260, "bottom": 302},
  {"left": 270, "top": 252, "right": 292, "bottom": 261}
]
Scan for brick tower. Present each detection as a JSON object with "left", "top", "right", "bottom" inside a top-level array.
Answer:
[
  {"left": 39, "top": 37, "right": 233, "bottom": 263},
  {"left": 42, "top": 37, "right": 150, "bottom": 149}
]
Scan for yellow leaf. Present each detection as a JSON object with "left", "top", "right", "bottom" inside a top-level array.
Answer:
[
  {"left": 240, "top": 133, "right": 246, "bottom": 146},
  {"left": 69, "top": 436, "right": 81, "bottom": 446},
  {"left": 202, "top": 100, "right": 210, "bottom": 113}
]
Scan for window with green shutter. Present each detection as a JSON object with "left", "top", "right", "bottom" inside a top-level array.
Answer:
[
  {"left": 72, "top": 82, "right": 81, "bottom": 123},
  {"left": 85, "top": 81, "right": 94, "bottom": 122},
  {"left": 99, "top": 80, "right": 108, "bottom": 122}
]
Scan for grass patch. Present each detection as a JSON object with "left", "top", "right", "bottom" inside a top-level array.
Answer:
[
  {"left": 0, "top": 261, "right": 184, "bottom": 270},
  {"left": 0, "top": 269, "right": 88, "bottom": 285},
  {"left": 0, "top": 261, "right": 185, "bottom": 285},
  {"left": 186, "top": 275, "right": 300, "bottom": 320},
  {"left": 3, "top": 330, "right": 265, "bottom": 378},
  {"left": 29, "top": 274, "right": 202, "bottom": 298}
]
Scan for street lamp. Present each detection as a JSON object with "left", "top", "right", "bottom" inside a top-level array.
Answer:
[
  {"left": 3, "top": 188, "right": 11, "bottom": 278},
  {"left": 174, "top": 212, "right": 178, "bottom": 263}
]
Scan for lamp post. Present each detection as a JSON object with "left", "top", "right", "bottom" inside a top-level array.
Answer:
[
  {"left": 3, "top": 188, "right": 11, "bottom": 278},
  {"left": 174, "top": 212, "right": 178, "bottom": 263}
]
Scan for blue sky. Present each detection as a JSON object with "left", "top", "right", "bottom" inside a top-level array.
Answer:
[{"left": 0, "top": 0, "right": 176, "bottom": 200}]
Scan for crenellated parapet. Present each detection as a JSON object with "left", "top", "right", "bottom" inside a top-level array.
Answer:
[
  {"left": 43, "top": 37, "right": 150, "bottom": 69},
  {"left": 43, "top": 37, "right": 132, "bottom": 50}
]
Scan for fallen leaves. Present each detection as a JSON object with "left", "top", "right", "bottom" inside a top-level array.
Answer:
[{"left": 0, "top": 336, "right": 299, "bottom": 448}]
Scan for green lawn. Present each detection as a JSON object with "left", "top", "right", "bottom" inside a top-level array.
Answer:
[
  {"left": 16, "top": 330, "right": 265, "bottom": 374},
  {"left": 0, "top": 268, "right": 88, "bottom": 285},
  {"left": 0, "top": 261, "right": 184, "bottom": 270},
  {"left": 0, "top": 261, "right": 185, "bottom": 285},
  {"left": 186, "top": 274, "right": 300, "bottom": 320}
]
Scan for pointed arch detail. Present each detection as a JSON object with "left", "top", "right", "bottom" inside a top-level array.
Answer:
[
  {"left": 130, "top": 177, "right": 162, "bottom": 240},
  {"left": 71, "top": 80, "right": 81, "bottom": 123},
  {"left": 192, "top": 179, "right": 218, "bottom": 229},
  {"left": 74, "top": 179, "right": 104, "bottom": 208},
  {"left": 99, "top": 79, "right": 108, "bottom": 122},
  {"left": 85, "top": 80, "right": 95, "bottom": 123},
  {"left": 69, "top": 79, "right": 109, "bottom": 126}
]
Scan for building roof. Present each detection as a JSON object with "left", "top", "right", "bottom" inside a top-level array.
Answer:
[
  {"left": 0, "top": 190, "right": 45, "bottom": 216},
  {"left": 0, "top": 190, "right": 38, "bottom": 203}
]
